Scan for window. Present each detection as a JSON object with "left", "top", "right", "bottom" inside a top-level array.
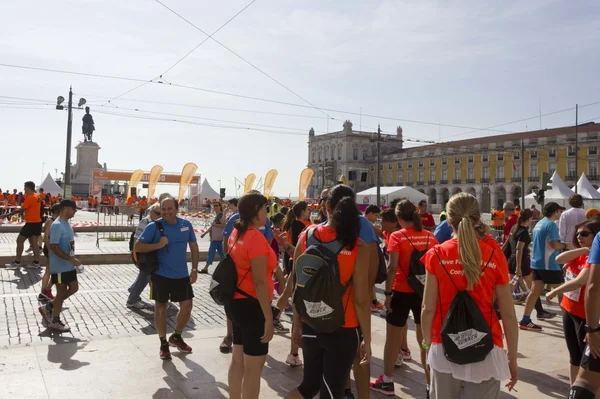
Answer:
[
  {"left": 312, "top": 151, "right": 316, "bottom": 163},
  {"left": 590, "top": 146, "right": 598, "bottom": 155},
  {"left": 589, "top": 161, "right": 598, "bottom": 177},
  {"left": 482, "top": 154, "right": 488, "bottom": 162},
  {"left": 549, "top": 162, "right": 556, "bottom": 175},
  {"left": 407, "top": 170, "right": 413, "bottom": 183},
  {"left": 397, "top": 170, "right": 403, "bottom": 184},
  {"left": 430, "top": 169, "right": 436, "bottom": 182},
  {"left": 513, "top": 152, "right": 520, "bottom": 160},
  {"left": 468, "top": 155, "right": 473, "bottom": 163},
  {"left": 569, "top": 146, "right": 577, "bottom": 156},
  {"left": 497, "top": 165, "right": 504, "bottom": 179},
  {"left": 408, "top": 161, "right": 413, "bottom": 168},
  {"left": 513, "top": 167, "right": 521, "bottom": 179},
  {"left": 318, "top": 149, "right": 322, "bottom": 162},
  {"left": 388, "top": 164, "right": 392, "bottom": 170},
  {"left": 454, "top": 156, "right": 460, "bottom": 164},
  {"left": 324, "top": 147, "right": 328, "bottom": 160},
  {"left": 362, "top": 148, "right": 367, "bottom": 160},
  {"left": 497, "top": 153, "right": 504, "bottom": 161},
  {"left": 549, "top": 147, "right": 556, "bottom": 158},
  {"left": 371, "top": 147, "right": 377, "bottom": 157},
  {"left": 352, "top": 148, "right": 358, "bottom": 160},
  {"left": 331, "top": 147, "right": 335, "bottom": 160},
  {"left": 397, "top": 162, "right": 402, "bottom": 170},
  {"left": 387, "top": 171, "right": 392, "bottom": 185},
  {"left": 531, "top": 164, "right": 538, "bottom": 179},
  {"left": 442, "top": 158, "right": 447, "bottom": 165},
  {"left": 482, "top": 166, "right": 489, "bottom": 179},
  {"left": 568, "top": 161, "right": 576, "bottom": 178},
  {"left": 430, "top": 159, "right": 435, "bottom": 166},
  {"left": 530, "top": 150, "right": 537, "bottom": 159},
  {"left": 468, "top": 167, "right": 474, "bottom": 180},
  {"left": 454, "top": 168, "right": 460, "bottom": 181},
  {"left": 441, "top": 169, "right": 448, "bottom": 181},
  {"left": 419, "top": 160, "right": 424, "bottom": 168},
  {"left": 418, "top": 170, "right": 424, "bottom": 183}
]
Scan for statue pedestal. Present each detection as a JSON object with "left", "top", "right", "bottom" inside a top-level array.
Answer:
[{"left": 72, "top": 141, "right": 103, "bottom": 196}]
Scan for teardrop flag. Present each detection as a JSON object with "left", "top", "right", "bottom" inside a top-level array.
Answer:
[
  {"left": 244, "top": 173, "right": 256, "bottom": 194},
  {"left": 263, "top": 169, "right": 278, "bottom": 198},
  {"left": 127, "top": 169, "right": 144, "bottom": 200},
  {"left": 298, "top": 168, "right": 315, "bottom": 201},
  {"left": 178, "top": 162, "right": 198, "bottom": 201},
  {"left": 147, "top": 165, "right": 163, "bottom": 199}
]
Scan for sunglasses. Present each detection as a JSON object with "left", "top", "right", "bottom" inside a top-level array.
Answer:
[
  {"left": 153, "top": 211, "right": 161, "bottom": 216},
  {"left": 576, "top": 231, "right": 594, "bottom": 238}
]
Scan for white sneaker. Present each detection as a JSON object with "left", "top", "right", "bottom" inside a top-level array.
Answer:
[
  {"left": 49, "top": 320, "right": 71, "bottom": 332},
  {"left": 127, "top": 301, "right": 146, "bottom": 309},
  {"left": 395, "top": 354, "right": 403, "bottom": 367},
  {"left": 286, "top": 353, "right": 302, "bottom": 367},
  {"left": 26, "top": 262, "right": 41, "bottom": 270}
]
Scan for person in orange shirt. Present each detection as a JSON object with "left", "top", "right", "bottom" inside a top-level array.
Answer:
[
  {"left": 420, "top": 193, "right": 519, "bottom": 398},
  {"left": 8, "top": 189, "right": 17, "bottom": 206},
  {"left": 370, "top": 200, "right": 438, "bottom": 397},
  {"left": 138, "top": 196, "right": 148, "bottom": 220},
  {"left": 6, "top": 181, "right": 43, "bottom": 269},
  {"left": 286, "top": 184, "right": 371, "bottom": 399}
]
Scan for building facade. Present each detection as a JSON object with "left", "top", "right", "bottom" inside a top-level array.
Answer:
[{"left": 307, "top": 122, "right": 600, "bottom": 212}]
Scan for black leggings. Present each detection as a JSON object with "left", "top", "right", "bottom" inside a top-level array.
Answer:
[
  {"left": 563, "top": 309, "right": 587, "bottom": 366},
  {"left": 297, "top": 323, "right": 360, "bottom": 399}
]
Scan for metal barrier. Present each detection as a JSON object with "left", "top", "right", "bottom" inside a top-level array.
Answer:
[{"left": 96, "top": 205, "right": 139, "bottom": 247}]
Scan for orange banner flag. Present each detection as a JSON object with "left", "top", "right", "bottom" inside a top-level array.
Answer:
[
  {"left": 127, "top": 169, "right": 144, "bottom": 200},
  {"left": 244, "top": 173, "right": 256, "bottom": 194},
  {"left": 263, "top": 169, "right": 278, "bottom": 198},
  {"left": 147, "top": 165, "right": 163, "bottom": 199},
  {"left": 298, "top": 168, "right": 315, "bottom": 201},
  {"left": 178, "top": 162, "right": 198, "bottom": 201}
]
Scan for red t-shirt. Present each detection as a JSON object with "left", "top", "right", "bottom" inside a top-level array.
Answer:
[
  {"left": 561, "top": 255, "right": 590, "bottom": 319},
  {"left": 420, "top": 212, "right": 436, "bottom": 228},
  {"left": 383, "top": 231, "right": 391, "bottom": 246},
  {"left": 421, "top": 238, "right": 509, "bottom": 347},
  {"left": 387, "top": 227, "right": 437, "bottom": 293},
  {"left": 228, "top": 228, "right": 277, "bottom": 301},
  {"left": 503, "top": 215, "right": 518, "bottom": 243},
  {"left": 298, "top": 225, "right": 359, "bottom": 328}
]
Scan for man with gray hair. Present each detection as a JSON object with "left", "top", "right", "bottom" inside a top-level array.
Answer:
[{"left": 559, "top": 194, "right": 586, "bottom": 249}]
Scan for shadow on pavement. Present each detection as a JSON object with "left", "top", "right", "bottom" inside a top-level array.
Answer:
[
  {"left": 518, "top": 366, "right": 570, "bottom": 398},
  {"left": 46, "top": 335, "right": 91, "bottom": 371},
  {"left": 11, "top": 267, "right": 42, "bottom": 290},
  {"left": 160, "top": 356, "right": 228, "bottom": 398}
]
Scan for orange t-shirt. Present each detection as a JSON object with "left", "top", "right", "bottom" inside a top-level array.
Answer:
[
  {"left": 387, "top": 227, "right": 437, "bottom": 293},
  {"left": 421, "top": 238, "right": 509, "bottom": 347},
  {"left": 561, "top": 255, "right": 590, "bottom": 319},
  {"left": 8, "top": 194, "right": 16, "bottom": 205},
  {"left": 109, "top": 197, "right": 115, "bottom": 205},
  {"left": 0, "top": 192, "right": 4, "bottom": 202},
  {"left": 127, "top": 197, "right": 135, "bottom": 206},
  {"left": 298, "top": 225, "right": 359, "bottom": 328},
  {"left": 22, "top": 193, "right": 42, "bottom": 223},
  {"left": 138, "top": 199, "right": 148, "bottom": 209},
  {"left": 228, "top": 228, "right": 277, "bottom": 300}
]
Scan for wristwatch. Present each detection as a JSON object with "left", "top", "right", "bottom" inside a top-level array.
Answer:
[
  {"left": 384, "top": 291, "right": 393, "bottom": 296},
  {"left": 585, "top": 325, "right": 600, "bottom": 334}
]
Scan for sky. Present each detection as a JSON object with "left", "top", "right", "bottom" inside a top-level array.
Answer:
[{"left": 1, "top": 0, "right": 600, "bottom": 198}]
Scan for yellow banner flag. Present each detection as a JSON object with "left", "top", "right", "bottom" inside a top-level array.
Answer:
[
  {"left": 178, "top": 162, "right": 198, "bottom": 201},
  {"left": 263, "top": 169, "right": 278, "bottom": 198},
  {"left": 127, "top": 169, "right": 144, "bottom": 200},
  {"left": 339, "top": 174, "right": 349, "bottom": 185},
  {"left": 244, "top": 173, "right": 256, "bottom": 194},
  {"left": 147, "top": 165, "right": 163, "bottom": 199},
  {"left": 298, "top": 168, "right": 315, "bottom": 201}
]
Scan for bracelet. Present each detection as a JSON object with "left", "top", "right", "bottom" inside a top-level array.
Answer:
[
  {"left": 384, "top": 291, "right": 393, "bottom": 296},
  {"left": 421, "top": 341, "right": 431, "bottom": 350}
]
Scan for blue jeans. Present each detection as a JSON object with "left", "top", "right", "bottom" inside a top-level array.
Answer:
[
  {"left": 127, "top": 268, "right": 151, "bottom": 304},
  {"left": 207, "top": 240, "right": 224, "bottom": 266}
]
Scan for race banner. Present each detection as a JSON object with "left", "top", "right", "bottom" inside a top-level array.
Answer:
[
  {"left": 263, "top": 169, "right": 278, "bottom": 198},
  {"left": 244, "top": 173, "right": 256, "bottom": 194},
  {"left": 147, "top": 165, "right": 163, "bottom": 199},
  {"left": 298, "top": 168, "right": 315, "bottom": 201},
  {"left": 127, "top": 169, "right": 144, "bottom": 200},
  {"left": 178, "top": 162, "right": 198, "bottom": 201}
]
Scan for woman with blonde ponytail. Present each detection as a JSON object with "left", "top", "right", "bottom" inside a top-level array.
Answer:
[{"left": 420, "top": 193, "right": 519, "bottom": 399}]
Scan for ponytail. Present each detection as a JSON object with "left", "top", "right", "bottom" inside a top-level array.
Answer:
[
  {"left": 411, "top": 211, "right": 423, "bottom": 231},
  {"left": 456, "top": 217, "right": 482, "bottom": 290},
  {"left": 282, "top": 207, "right": 296, "bottom": 232},
  {"left": 330, "top": 196, "right": 360, "bottom": 250},
  {"left": 234, "top": 192, "right": 268, "bottom": 242}
]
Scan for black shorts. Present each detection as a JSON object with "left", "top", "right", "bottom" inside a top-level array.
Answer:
[
  {"left": 509, "top": 258, "right": 532, "bottom": 277},
  {"left": 20, "top": 222, "right": 42, "bottom": 238},
  {"left": 226, "top": 298, "right": 268, "bottom": 357},
  {"left": 297, "top": 323, "right": 360, "bottom": 399},
  {"left": 532, "top": 269, "right": 564, "bottom": 285},
  {"left": 386, "top": 291, "right": 422, "bottom": 327},
  {"left": 51, "top": 270, "right": 77, "bottom": 285},
  {"left": 581, "top": 344, "right": 600, "bottom": 373},
  {"left": 150, "top": 274, "right": 194, "bottom": 304},
  {"left": 563, "top": 309, "right": 587, "bottom": 367}
]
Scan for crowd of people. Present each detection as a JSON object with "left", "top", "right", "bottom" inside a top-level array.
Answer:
[{"left": 7, "top": 177, "right": 600, "bottom": 398}]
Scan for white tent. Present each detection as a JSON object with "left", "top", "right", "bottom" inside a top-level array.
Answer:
[
  {"left": 545, "top": 171, "right": 574, "bottom": 200},
  {"left": 577, "top": 173, "right": 600, "bottom": 199},
  {"left": 198, "top": 178, "right": 220, "bottom": 201},
  {"left": 356, "top": 186, "right": 427, "bottom": 207},
  {"left": 38, "top": 173, "right": 62, "bottom": 196}
]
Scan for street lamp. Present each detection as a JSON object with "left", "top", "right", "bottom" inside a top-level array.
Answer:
[
  {"left": 40, "top": 162, "right": 46, "bottom": 185},
  {"left": 370, "top": 125, "right": 387, "bottom": 207}
]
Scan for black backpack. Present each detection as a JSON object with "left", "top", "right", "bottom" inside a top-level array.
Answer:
[
  {"left": 209, "top": 253, "right": 251, "bottom": 306},
  {"left": 434, "top": 249, "right": 495, "bottom": 365},
  {"left": 375, "top": 244, "right": 388, "bottom": 284},
  {"left": 399, "top": 232, "right": 430, "bottom": 298},
  {"left": 293, "top": 228, "right": 352, "bottom": 334},
  {"left": 136, "top": 221, "right": 164, "bottom": 273}
]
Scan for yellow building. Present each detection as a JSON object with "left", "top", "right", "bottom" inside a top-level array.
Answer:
[{"left": 369, "top": 123, "right": 599, "bottom": 212}]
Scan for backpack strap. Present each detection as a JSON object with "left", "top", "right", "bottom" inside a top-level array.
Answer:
[
  {"left": 308, "top": 227, "right": 344, "bottom": 256},
  {"left": 155, "top": 221, "right": 165, "bottom": 237},
  {"left": 401, "top": 231, "right": 417, "bottom": 251}
]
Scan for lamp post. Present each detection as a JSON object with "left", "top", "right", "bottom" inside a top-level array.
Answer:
[{"left": 40, "top": 162, "right": 46, "bottom": 186}]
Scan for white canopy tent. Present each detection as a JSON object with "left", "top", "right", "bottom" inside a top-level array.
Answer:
[
  {"left": 38, "top": 173, "right": 63, "bottom": 196},
  {"left": 198, "top": 178, "right": 220, "bottom": 201},
  {"left": 524, "top": 172, "right": 574, "bottom": 209},
  {"left": 577, "top": 173, "right": 600, "bottom": 199},
  {"left": 356, "top": 186, "right": 427, "bottom": 207}
]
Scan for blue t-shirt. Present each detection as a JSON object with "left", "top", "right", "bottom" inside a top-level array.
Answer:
[
  {"left": 589, "top": 233, "right": 600, "bottom": 264},
  {"left": 223, "top": 212, "right": 272, "bottom": 240},
  {"left": 531, "top": 217, "right": 561, "bottom": 271},
  {"left": 434, "top": 220, "right": 453, "bottom": 244},
  {"left": 359, "top": 215, "right": 379, "bottom": 244},
  {"left": 138, "top": 217, "right": 196, "bottom": 279},
  {"left": 49, "top": 218, "right": 76, "bottom": 274}
]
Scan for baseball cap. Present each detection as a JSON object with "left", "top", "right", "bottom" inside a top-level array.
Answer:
[
  {"left": 543, "top": 202, "right": 566, "bottom": 215},
  {"left": 59, "top": 199, "right": 80, "bottom": 210},
  {"left": 502, "top": 201, "right": 516, "bottom": 210}
]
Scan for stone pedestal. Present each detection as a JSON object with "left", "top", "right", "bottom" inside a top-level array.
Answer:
[{"left": 72, "top": 141, "right": 103, "bottom": 196}]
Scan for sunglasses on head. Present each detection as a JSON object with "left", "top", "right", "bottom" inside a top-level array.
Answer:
[{"left": 576, "top": 231, "right": 594, "bottom": 238}]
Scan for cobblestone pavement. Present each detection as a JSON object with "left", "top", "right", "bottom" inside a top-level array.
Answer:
[{"left": 0, "top": 263, "right": 230, "bottom": 348}]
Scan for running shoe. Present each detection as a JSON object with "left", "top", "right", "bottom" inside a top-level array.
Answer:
[
  {"left": 371, "top": 302, "right": 384, "bottom": 312},
  {"left": 379, "top": 308, "right": 387, "bottom": 318},
  {"left": 395, "top": 353, "right": 403, "bottom": 367},
  {"left": 160, "top": 345, "right": 172, "bottom": 360},
  {"left": 126, "top": 301, "right": 146, "bottom": 309},
  {"left": 49, "top": 320, "right": 71, "bottom": 332},
  {"left": 38, "top": 305, "right": 52, "bottom": 324},
  {"left": 284, "top": 304, "right": 293, "bottom": 314},
  {"left": 285, "top": 353, "right": 302, "bottom": 367},
  {"left": 5, "top": 261, "right": 21, "bottom": 270},
  {"left": 273, "top": 320, "right": 290, "bottom": 333},
  {"left": 26, "top": 262, "right": 41, "bottom": 270},
  {"left": 220, "top": 336, "right": 233, "bottom": 353},
  {"left": 168, "top": 334, "right": 192, "bottom": 353},
  {"left": 426, "top": 386, "right": 431, "bottom": 399},
  {"left": 537, "top": 310, "right": 557, "bottom": 320},
  {"left": 401, "top": 347, "right": 411, "bottom": 361},
  {"left": 370, "top": 375, "right": 395, "bottom": 396},
  {"left": 343, "top": 390, "right": 355, "bottom": 399},
  {"left": 519, "top": 321, "right": 542, "bottom": 331}
]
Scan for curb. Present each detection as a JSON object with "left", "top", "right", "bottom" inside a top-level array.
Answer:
[{"left": 0, "top": 251, "right": 219, "bottom": 266}]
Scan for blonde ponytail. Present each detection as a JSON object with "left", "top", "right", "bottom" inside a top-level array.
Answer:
[{"left": 447, "top": 193, "right": 482, "bottom": 290}]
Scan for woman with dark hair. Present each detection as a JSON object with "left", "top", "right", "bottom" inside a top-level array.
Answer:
[
  {"left": 226, "top": 192, "right": 276, "bottom": 399},
  {"left": 285, "top": 184, "right": 371, "bottom": 399},
  {"left": 282, "top": 201, "right": 310, "bottom": 276},
  {"left": 371, "top": 200, "right": 438, "bottom": 397},
  {"left": 547, "top": 220, "right": 600, "bottom": 385},
  {"left": 199, "top": 202, "right": 226, "bottom": 274}
]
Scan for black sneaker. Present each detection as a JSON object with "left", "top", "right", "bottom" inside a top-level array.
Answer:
[
  {"left": 519, "top": 320, "right": 542, "bottom": 331},
  {"left": 273, "top": 320, "right": 290, "bottom": 333},
  {"left": 370, "top": 375, "right": 394, "bottom": 396},
  {"left": 343, "top": 389, "right": 355, "bottom": 399},
  {"left": 537, "top": 310, "right": 557, "bottom": 320}
]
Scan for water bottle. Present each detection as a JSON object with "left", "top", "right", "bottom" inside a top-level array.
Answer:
[{"left": 76, "top": 264, "right": 85, "bottom": 274}]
